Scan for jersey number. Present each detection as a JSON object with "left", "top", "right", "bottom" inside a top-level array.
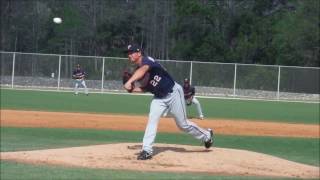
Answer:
[{"left": 150, "top": 75, "right": 162, "bottom": 87}]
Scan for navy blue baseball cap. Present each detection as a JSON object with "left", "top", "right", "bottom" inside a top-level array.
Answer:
[{"left": 126, "top": 44, "right": 141, "bottom": 54}]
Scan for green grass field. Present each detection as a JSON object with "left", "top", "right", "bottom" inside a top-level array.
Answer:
[
  {"left": 1, "top": 89, "right": 319, "bottom": 124},
  {"left": 1, "top": 161, "right": 293, "bottom": 180},
  {"left": 1, "top": 89, "right": 319, "bottom": 180}
]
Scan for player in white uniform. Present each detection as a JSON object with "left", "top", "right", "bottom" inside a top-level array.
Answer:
[
  {"left": 123, "top": 44, "right": 214, "bottom": 160},
  {"left": 72, "top": 64, "right": 89, "bottom": 95}
]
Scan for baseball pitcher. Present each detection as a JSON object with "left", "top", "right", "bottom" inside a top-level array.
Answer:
[{"left": 123, "top": 44, "right": 213, "bottom": 160}]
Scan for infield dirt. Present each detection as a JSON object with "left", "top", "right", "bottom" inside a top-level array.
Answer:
[{"left": 1, "top": 110, "right": 319, "bottom": 138}]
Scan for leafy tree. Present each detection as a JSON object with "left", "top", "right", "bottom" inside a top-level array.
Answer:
[
  {"left": 1, "top": 0, "right": 319, "bottom": 67},
  {"left": 272, "top": 0, "right": 319, "bottom": 66}
]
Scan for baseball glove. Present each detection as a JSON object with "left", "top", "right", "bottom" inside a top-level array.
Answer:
[
  {"left": 122, "top": 70, "right": 135, "bottom": 92},
  {"left": 186, "top": 97, "right": 193, "bottom": 106}
]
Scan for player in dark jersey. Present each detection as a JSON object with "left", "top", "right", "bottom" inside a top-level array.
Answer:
[
  {"left": 72, "top": 64, "right": 89, "bottom": 95},
  {"left": 163, "top": 78, "right": 204, "bottom": 119},
  {"left": 183, "top": 78, "right": 204, "bottom": 119},
  {"left": 123, "top": 44, "right": 213, "bottom": 160}
]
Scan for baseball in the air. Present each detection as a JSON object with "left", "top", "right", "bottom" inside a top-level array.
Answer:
[{"left": 53, "top": 17, "right": 62, "bottom": 24}]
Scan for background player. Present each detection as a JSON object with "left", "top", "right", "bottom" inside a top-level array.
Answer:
[
  {"left": 183, "top": 78, "right": 204, "bottom": 119},
  {"left": 123, "top": 44, "right": 213, "bottom": 160},
  {"left": 72, "top": 64, "right": 89, "bottom": 95},
  {"left": 163, "top": 78, "right": 204, "bottom": 120}
]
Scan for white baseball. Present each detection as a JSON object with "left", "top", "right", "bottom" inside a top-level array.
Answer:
[{"left": 53, "top": 17, "right": 62, "bottom": 24}]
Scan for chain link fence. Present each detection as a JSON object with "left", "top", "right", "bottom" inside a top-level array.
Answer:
[{"left": 1, "top": 51, "right": 319, "bottom": 102}]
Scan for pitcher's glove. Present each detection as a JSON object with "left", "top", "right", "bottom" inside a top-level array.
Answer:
[{"left": 122, "top": 70, "right": 135, "bottom": 93}]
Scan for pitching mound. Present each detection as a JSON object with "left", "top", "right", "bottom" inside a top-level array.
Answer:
[{"left": 1, "top": 143, "right": 319, "bottom": 178}]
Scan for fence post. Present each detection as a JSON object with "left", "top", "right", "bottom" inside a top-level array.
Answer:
[
  {"left": 101, "top": 57, "right": 105, "bottom": 92},
  {"left": 57, "top": 55, "right": 61, "bottom": 90},
  {"left": 233, "top": 63, "right": 237, "bottom": 96},
  {"left": 11, "top": 52, "right": 16, "bottom": 88},
  {"left": 277, "top": 66, "right": 281, "bottom": 100},
  {"left": 189, "top": 61, "right": 193, "bottom": 84}
]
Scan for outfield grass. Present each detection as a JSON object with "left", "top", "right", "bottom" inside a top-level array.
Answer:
[{"left": 1, "top": 89, "right": 319, "bottom": 124}]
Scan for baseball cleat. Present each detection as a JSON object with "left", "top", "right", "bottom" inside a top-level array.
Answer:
[
  {"left": 204, "top": 129, "right": 213, "bottom": 149},
  {"left": 137, "top": 150, "right": 152, "bottom": 160}
]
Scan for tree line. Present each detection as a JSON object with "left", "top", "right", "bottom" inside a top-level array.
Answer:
[{"left": 1, "top": 0, "right": 319, "bottom": 67}]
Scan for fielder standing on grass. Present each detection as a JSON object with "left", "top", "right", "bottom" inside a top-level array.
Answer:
[
  {"left": 72, "top": 64, "right": 89, "bottom": 95},
  {"left": 123, "top": 44, "right": 214, "bottom": 160},
  {"left": 182, "top": 78, "right": 204, "bottom": 119},
  {"left": 163, "top": 78, "right": 204, "bottom": 120}
]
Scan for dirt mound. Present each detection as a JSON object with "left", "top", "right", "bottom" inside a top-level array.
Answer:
[{"left": 1, "top": 143, "right": 319, "bottom": 178}]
